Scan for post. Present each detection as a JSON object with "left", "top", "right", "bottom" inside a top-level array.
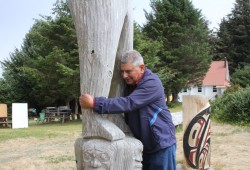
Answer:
[
  {"left": 68, "top": 0, "right": 143, "bottom": 169},
  {"left": 182, "top": 95, "right": 211, "bottom": 170},
  {"left": 68, "top": 0, "right": 134, "bottom": 141}
]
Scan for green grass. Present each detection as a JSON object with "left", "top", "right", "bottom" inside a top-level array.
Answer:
[
  {"left": 175, "top": 124, "right": 183, "bottom": 133},
  {"left": 169, "top": 102, "right": 182, "bottom": 113},
  {"left": 0, "top": 119, "right": 82, "bottom": 142},
  {"left": 0, "top": 103, "right": 183, "bottom": 142}
]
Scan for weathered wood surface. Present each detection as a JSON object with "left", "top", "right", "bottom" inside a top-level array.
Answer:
[
  {"left": 182, "top": 95, "right": 211, "bottom": 169},
  {"left": 68, "top": 0, "right": 133, "bottom": 140},
  {"left": 0, "top": 104, "right": 7, "bottom": 117},
  {"left": 75, "top": 136, "right": 143, "bottom": 169},
  {"left": 0, "top": 104, "right": 10, "bottom": 128},
  {"left": 182, "top": 95, "right": 209, "bottom": 131}
]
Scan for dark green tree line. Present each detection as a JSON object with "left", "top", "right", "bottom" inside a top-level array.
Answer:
[
  {"left": 1, "top": 0, "right": 79, "bottom": 111},
  {"left": 1, "top": 0, "right": 233, "bottom": 110},
  {"left": 231, "top": 65, "right": 250, "bottom": 87},
  {"left": 210, "top": 0, "right": 250, "bottom": 125},
  {"left": 135, "top": 0, "right": 212, "bottom": 101},
  {"left": 213, "top": 0, "right": 250, "bottom": 74}
]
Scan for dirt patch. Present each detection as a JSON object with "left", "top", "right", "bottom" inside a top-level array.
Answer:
[
  {"left": 0, "top": 137, "right": 77, "bottom": 170},
  {"left": 0, "top": 122, "right": 250, "bottom": 170}
]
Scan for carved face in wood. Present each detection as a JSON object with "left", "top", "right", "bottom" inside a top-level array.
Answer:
[
  {"left": 81, "top": 138, "right": 143, "bottom": 170},
  {"left": 124, "top": 137, "right": 143, "bottom": 169},
  {"left": 82, "top": 141, "right": 114, "bottom": 169},
  {"left": 121, "top": 63, "right": 145, "bottom": 85}
]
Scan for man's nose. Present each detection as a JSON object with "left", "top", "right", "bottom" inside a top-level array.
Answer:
[{"left": 122, "top": 72, "right": 128, "bottom": 78}]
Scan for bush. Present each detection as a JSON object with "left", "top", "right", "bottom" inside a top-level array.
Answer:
[
  {"left": 224, "top": 84, "right": 241, "bottom": 94},
  {"left": 211, "top": 87, "right": 250, "bottom": 126},
  {"left": 231, "top": 65, "right": 250, "bottom": 88}
]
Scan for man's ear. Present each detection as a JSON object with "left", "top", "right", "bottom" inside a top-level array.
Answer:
[{"left": 140, "top": 64, "right": 145, "bottom": 73}]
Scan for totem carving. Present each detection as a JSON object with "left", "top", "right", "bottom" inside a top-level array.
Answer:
[
  {"left": 75, "top": 136, "right": 143, "bottom": 170},
  {"left": 68, "top": 0, "right": 143, "bottom": 169},
  {"left": 183, "top": 95, "right": 211, "bottom": 169},
  {"left": 68, "top": 0, "right": 133, "bottom": 141}
]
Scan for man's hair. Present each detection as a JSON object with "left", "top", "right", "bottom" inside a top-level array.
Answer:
[{"left": 121, "top": 50, "right": 144, "bottom": 66}]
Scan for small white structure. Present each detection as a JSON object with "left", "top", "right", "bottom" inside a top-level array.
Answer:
[
  {"left": 12, "top": 103, "right": 28, "bottom": 129},
  {"left": 178, "top": 59, "right": 230, "bottom": 102}
]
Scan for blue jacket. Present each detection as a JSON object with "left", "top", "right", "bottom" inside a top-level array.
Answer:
[{"left": 94, "top": 68, "right": 176, "bottom": 153}]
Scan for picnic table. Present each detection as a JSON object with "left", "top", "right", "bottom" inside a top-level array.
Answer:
[
  {"left": 44, "top": 106, "right": 71, "bottom": 123},
  {"left": 58, "top": 106, "right": 71, "bottom": 123},
  {"left": 0, "top": 117, "right": 12, "bottom": 128}
]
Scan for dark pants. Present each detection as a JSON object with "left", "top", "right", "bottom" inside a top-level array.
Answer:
[{"left": 142, "top": 144, "right": 176, "bottom": 170}]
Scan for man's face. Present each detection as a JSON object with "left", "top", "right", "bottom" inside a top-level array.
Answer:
[{"left": 120, "top": 62, "right": 145, "bottom": 85}]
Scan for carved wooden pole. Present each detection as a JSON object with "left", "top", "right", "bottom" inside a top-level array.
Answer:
[
  {"left": 182, "top": 95, "right": 211, "bottom": 170},
  {"left": 68, "top": 0, "right": 143, "bottom": 169},
  {"left": 68, "top": 0, "right": 133, "bottom": 140}
]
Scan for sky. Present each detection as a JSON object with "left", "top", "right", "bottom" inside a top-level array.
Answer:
[{"left": 0, "top": 0, "right": 235, "bottom": 77}]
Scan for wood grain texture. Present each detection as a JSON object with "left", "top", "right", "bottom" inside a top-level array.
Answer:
[
  {"left": 68, "top": 0, "right": 133, "bottom": 140},
  {"left": 75, "top": 136, "right": 143, "bottom": 169},
  {"left": 182, "top": 95, "right": 211, "bottom": 169}
]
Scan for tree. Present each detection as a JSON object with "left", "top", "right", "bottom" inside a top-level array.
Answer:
[
  {"left": 1, "top": 49, "right": 32, "bottom": 104},
  {"left": 213, "top": 0, "right": 250, "bottom": 73},
  {"left": 0, "top": 76, "right": 15, "bottom": 106},
  {"left": 134, "top": 23, "right": 162, "bottom": 71},
  {"left": 1, "top": 0, "right": 79, "bottom": 111},
  {"left": 141, "top": 0, "right": 212, "bottom": 101},
  {"left": 231, "top": 65, "right": 250, "bottom": 87}
]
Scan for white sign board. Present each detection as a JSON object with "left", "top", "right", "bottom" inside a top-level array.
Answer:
[{"left": 12, "top": 103, "right": 28, "bottom": 129}]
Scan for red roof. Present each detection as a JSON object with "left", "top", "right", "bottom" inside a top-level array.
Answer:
[{"left": 202, "top": 61, "right": 230, "bottom": 87}]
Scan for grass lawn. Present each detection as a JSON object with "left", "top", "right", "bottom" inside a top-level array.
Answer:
[
  {"left": 0, "top": 102, "right": 183, "bottom": 142},
  {"left": 1, "top": 106, "right": 249, "bottom": 170},
  {"left": 169, "top": 102, "right": 182, "bottom": 113},
  {"left": 0, "top": 119, "right": 82, "bottom": 142}
]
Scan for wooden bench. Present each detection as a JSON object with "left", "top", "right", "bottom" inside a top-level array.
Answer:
[{"left": 0, "top": 117, "right": 12, "bottom": 128}]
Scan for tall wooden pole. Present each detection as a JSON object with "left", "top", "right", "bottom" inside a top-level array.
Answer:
[
  {"left": 68, "top": 1, "right": 144, "bottom": 169},
  {"left": 182, "top": 95, "right": 211, "bottom": 170},
  {"left": 68, "top": 0, "right": 133, "bottom": 140}
]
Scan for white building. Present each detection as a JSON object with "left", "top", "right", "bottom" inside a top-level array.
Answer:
[{"left": 178, "top": 60, "right": 230, "bottom": 102}]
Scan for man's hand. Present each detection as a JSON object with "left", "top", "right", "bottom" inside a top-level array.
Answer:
[{"left": 79, "top": 93, "right": 94, "bottom": 108}]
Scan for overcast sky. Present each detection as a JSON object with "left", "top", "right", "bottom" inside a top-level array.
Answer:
[{"left": 0, "top": 0, "right": 235, "bottom": 77}]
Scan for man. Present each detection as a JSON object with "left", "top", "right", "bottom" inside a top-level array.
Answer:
[{"left": 80, "top": 50, "right": 176, "bottom": 170}]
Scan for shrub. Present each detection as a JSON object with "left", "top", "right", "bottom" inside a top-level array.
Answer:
[
  {"left": 231, "top": 65, "right": 250, "bottom": 88},
  {"left": 211, "top": 87, "right": 250, "bottom": 126},
  {"left": 224, "top": 84, "right": 241, "bottom": 94}
]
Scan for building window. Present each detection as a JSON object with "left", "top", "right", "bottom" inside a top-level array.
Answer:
[
  {"left": 213, "top": 86, "right": 217, "bottom": 92},
  {"left": 183, "top": 88, "right": 187, "bottom": 92},
  {"left": 198, "top": 86, "right": 202, "bottom": 92}
]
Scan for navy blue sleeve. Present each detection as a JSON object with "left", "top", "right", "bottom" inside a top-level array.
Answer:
[{"left": 93, "top": 75, "right": 163, "bottom": 114}]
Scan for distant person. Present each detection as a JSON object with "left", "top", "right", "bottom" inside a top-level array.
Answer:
[{"left": 80, "top": 50, "right": 176, "bottom": 170}]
